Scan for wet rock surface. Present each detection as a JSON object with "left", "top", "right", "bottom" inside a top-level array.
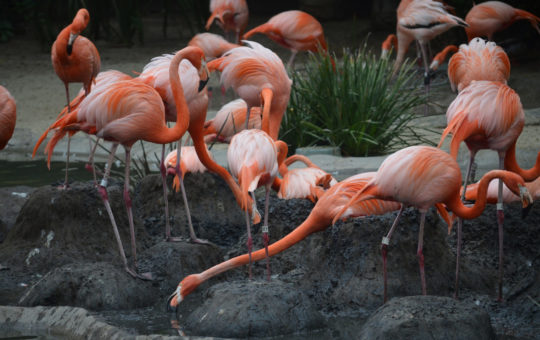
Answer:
[
  {"left": 359, "top": 295, "right": 496, "bottom": 340},
  {"left": 0, "top": 175, "right": 538, "bottom": 339}
]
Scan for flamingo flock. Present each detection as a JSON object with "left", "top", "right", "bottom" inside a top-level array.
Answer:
[{"left": 0, "top": 0, "right": 539, "bottom": 324}]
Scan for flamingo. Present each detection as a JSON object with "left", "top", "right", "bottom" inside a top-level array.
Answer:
[
  {"left": 447, "top": 38, "right": 510, "bottom": 92},
  {"left": 188, "top": 33, "right": 240, "bottom": 61},
  {"left": 504, "top": 141, "right": 540, "bottom": 182},
  {"left": 393, "top": 0, "right": 467, "bottom": 90},
  {"left": 203, "top": 99, "right": 261, "bottom": 143},
  {"left": 227, "top": 129, "right": 288, "bottom": 280},
  {"left": 465, "top": 176, "right": 540, "bottom": 203},
  {"left": 465, "top": 1, "right": 540, "bottom": 41},
  {"left": 206, "top": 0, "right": 249, "bottom": 44},
  {"left": 428, "top": 44, "right": 457, "bottom": 71},
  {"left": 207, "top": 40, "right": 292, "bottom": 141},
  {"left": 381, "top": 34, "right": 397, "bottom": 58},
  {"left": 51, "top": 8, "right": 101, "bottom": 189},
  {"left": 40, "top": 47, "right": 204, "bottom": 279},
  {"left": 242, "top": 10, "right": 328, "bottom": 68},
  {"left": 438, "top": 80, "right": 525, "bottom": 300},
  {"left": 167, "top": 172, "right": 403, "bottom": 308},
  {"left": 0, "top": 86, "right": 16, "bottom": 150},
  {"left": 332, "top": 146, "right": 533, "bottom": 302}
]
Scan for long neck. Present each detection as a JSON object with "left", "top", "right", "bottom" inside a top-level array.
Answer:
[
  {"left": 504, "top": 141, "right": 540, "bottom": 182},
  {"left": 198, "top": 212, "right": 329, "bottom": 283},
  {"left": 54, "top": 26, "right": 72, "bottom": 62},
  {"left": 445, "top": 170, "right": 514, "bottom": 219}
]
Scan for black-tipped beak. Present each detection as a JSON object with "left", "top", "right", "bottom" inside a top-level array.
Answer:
[
  {"left": 166, "top": 292, "right": 178, "bottom": 313},
  {"left": 198, "top": 78, "right": 209, "bottom": 92},
  {"left": 67, "top": 33, "right": 77, "bottom": 56},
  {"left": 522, "top": 202, "right": 533, "bottom": 219},
  {"left": 67, "top": 44, "right": 73, "bottom": 55}
]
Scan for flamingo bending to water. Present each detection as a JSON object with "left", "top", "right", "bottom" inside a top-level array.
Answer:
[{"left": 206, "top": 0, "right": 249, "bottom": 43}]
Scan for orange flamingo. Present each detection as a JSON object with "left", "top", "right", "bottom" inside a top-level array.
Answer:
[
  {"left": 428, "top": 44, "right": 457, "bottom": 71},
  {"left": 381, "top": 34, "right": 398, "bottom": 58},
  {"left": 438, "top": 80, "right": 525, "bottom": 300},
  {"left": 203, "top": 99, "right": 261, "bottom": 143},
  {"left": 0, "top": 86, "right": 16, "bottom": 150},
  {"left": 333, "top": 146, "right": 532, "bottom": 302},
  {"left": 206, "top": 0, "right": 249, "bottom": 44},
  {"left": 465, "top": 176, "right": 540, "bottom": 203},
  {"left": 40, "top": 47, "right": 205, "bottom": 279},
  {"left": 51, "top": 8, "right": 101, "bottom": 189},
  {"left": 503, "top": 141, "right": 540, "bottom": 182},
  {"left": 167, "top": 172, "right": 403, "bottom": 308},
  {"left": 393, "top": 0, "right": 467, "bottom": 89},
  {"left": 188, "top": 33, "right": 240, "bottom": 60},
  {"left": 465, "top": 1, "right": 540, "bottom": 41},
  {"left": 207, "top": 40, "right": 292, "bottom": 141},
  {"left": 227, "top": 129, "right": 288, "bottom": 279},
  {"left": 242, "top": 10, "right": 328, "bottom": 68},
  {"left": 447, "top": 38, "right": 510, "bottom": 92}
]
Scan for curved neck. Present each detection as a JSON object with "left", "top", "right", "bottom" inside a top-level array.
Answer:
[
  {"left": 504, "top": 142, "right": 540, "bottom": 182},
  {"left": 54, "top": 26, "right": 72, "bottom": 61},
  {"left": 198, "top": 212, "right": 328, "bottom": 283}
]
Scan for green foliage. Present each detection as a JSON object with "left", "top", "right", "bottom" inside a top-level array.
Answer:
[{"left": 280, "top": 46, "right": 429, "bottom": 157}]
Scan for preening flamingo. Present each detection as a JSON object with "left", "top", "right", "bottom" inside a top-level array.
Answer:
[
  {"left": 428, "top": 44, "right": 457, "bottom": 71},
  {"left": 438, "top": 80, "right": 525, "bottom": 299},
  {"left": 394, "top": 0, "right": 467, "bottom": 90},
  {"left": 227, "top": 129, "right": 287, "bottom": 279},
  {"left": 206, "top": 0, "right": 249, "bottom": 44},
  {"left": 0, "top": 86, "right": 16, "bottom": 150},
  {"left": 465, "top": 1, "right": 540, "bottom": 41},
  {"left": 333, "top": 146, "right": 532, "bottom": 302},
  {"left": 242, "top": 10, "right": 328, "bottom": 68},
  {"left": 40, "top": 47, "right": 205, "bottom": 279},
  {"left": 203, "top": 99, "right": 261, "bottom": 143},
  {"left": 167, "top": 172, "right": 402, "bottom": 308},
  {"left": 207, "top": 40, "right": 292, "bottom": 140},
  {"left": 447, "top": 38, "right": 510, "bottom": 92},
  {"left": 51, "top": 8, "right": 101, "bottom": 188}
]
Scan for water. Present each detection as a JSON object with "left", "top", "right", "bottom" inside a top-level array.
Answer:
[{"left": 0, "top": 161, "right": 98, "bottom": 188}]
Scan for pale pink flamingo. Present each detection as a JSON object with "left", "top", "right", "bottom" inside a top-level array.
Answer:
[
  {"left": 207, "top": 40, "right": 292, "bottom": 141},
  {"left": 206, "top": 0, "right": 249, "bottom": 43},
  {"left": 203, "top": 99, "right": 261, "bottom": 143},
  {"left": 0, "top": 86, "right": 16, "bottom": 150},
  {"left": 242, "top": 10, "right": 328, "bottom": 67},
  {"left": 465, "top": 1, "right": 540, "bottom": 41},
  {"left": 39, "top": 47, "right": 205, "bottom": 279},
  {"left": 428, "top": 44, "right": 457, "bottom": 71},
  {"left": 438, "top": 80, "right": 525, "bottom": 300},
  {"left": 227, "top": 129, "right": 288, "bottom": 280},
  {"left": 167, "top": 172, "right": 404, "bottom": 308},
  {"left": 333, "top": 146, "right": 532, "bottom": 302},
  {"left": 51, "top": 8, "right": 101, "bottom": 188},
  {"left": 447, "top": 38, "right": 510, "bottom": 92}
]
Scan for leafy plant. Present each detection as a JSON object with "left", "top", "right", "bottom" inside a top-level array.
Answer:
[{"left": 280, "top": 45, "right": 430, "bottom": 157}]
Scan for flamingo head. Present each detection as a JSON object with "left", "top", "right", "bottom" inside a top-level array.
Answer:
[
  {"left": 518, "top": 184, "right": 534, "bottom": 218},
  {"left": 68, "top": 9, "right": 90, "bottom": 55},
  {"left": 167, "top": 274, "right": 202, "bottom": 312}
]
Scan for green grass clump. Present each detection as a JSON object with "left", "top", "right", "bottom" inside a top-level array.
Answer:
[{"left": 280, "top": 45, "right": 428, "bottom": 157}]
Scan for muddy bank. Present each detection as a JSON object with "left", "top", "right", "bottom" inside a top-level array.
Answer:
[{"left": 0, "top": 173, "right": 538, "bottom": 338}]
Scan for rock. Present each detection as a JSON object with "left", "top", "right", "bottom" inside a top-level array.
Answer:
[
  {"left": 182, "top": 280, "right": 325, "bottom": 338},
  {"left": 359, "top": 295, "right": 496, "bottom": 340},
  {"left": 18, "top": 262, "right": 157, "bottom": 310}
]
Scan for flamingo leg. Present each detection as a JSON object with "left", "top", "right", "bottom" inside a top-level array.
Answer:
[
  {"left": 62, "top": 135, "right": 71, "bottom": 189},
  {"left": 461, "top": 151, "right": 477, "bottom": 200},
  {"left": 497, "top": 154, "right": 505, "bottom": 301},
  {"left": 245, "top": 205, "right": 253, "bottom": 280},
  {"left": 381, "top": 204, "right": 404, "bottom": 303},
  {"left": 454, "top": 217, "right": 463, "bottom": 299},
  {"left": 262, "top": 185, "right": 271, "bottom": 281},
  {"left": 287, "top": 50, "right": 298, "bottom": 69},
  {"left": 244, "top": 106, "right": 251, "bottom": 131},
  {"left": 417, "top": 210, "right": 427, "bottom": 295},
  {"left": 86, "top": 137, "right": 101, "bottom": 186},
  {"left": 419, "top": 42, "right": 431, "bottom": 115},
  {"left": 160, "top": 144, "right": 176, "bottom": 242}
]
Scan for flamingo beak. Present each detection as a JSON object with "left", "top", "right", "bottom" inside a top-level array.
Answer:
[
  {"left": 198, "top": 59, "right": 209, "bottom": 92},
  {"left": 166, "top": 285, "right": 182, "bottom": 313},
  {"left": 519, "top": 184, "right": 533, "bottom": 218},
  {"left": 67, "top": 33, "right": 78, "bottom": 55}
]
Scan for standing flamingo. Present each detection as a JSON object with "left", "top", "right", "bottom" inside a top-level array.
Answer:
[
  {"left": 40, "top": 47, "right": 204, "bottom": 279},
  {"left": 227, "top": 129, "right": 288, "bottom": 280},
  {"left": 465, "top": 1, "right": 540, "bottom": 41},
  {"left": 242, "top": 10, "right": 328, "bottom": 68},
  {"left": 167, "top": 172, "right": 404, "bottom": 308},
  {"left": 438, "top": 80, "right": 525, "bottom": 300},
  {"left": 203, "top": 99, "right": 261, "bottom": 143},
  {"left": 333, "top": 146, "right": 532, "bottom": 302},
  {"left": 0, "top": 86, "right": 16, "bottom": 150},
  {"left": 51, "top": 8, "right": 101, "bottom": 189},
  {"left": 207, "top": 40, "right": 292, "bottom": 140},
  {"left": 428, "top": 44, "right": 457, "bottom": 71},
  {"left": 206, "top": 0, "right": 249, "bottom": 44},
  {"left": 188, "top": 33, "right": 240, "bottom": 60},
  {"left": 447, "top": 38, "right": 510, "bottom": 92}
]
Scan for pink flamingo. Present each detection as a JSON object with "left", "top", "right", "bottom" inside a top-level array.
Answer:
[
  {"left": 428, "top": 44, "right": 457, "bottom": 71},
  {"left": 188, "top": 33, "right": 240, "bottom": 61},
  {"left": 242, "top": 10, "right": 328, "bottom": 67},
  {"left": 465, "top": 1, "right": 540, "bottom": 41},
  {"left": 333, "top": 146, "right": 532, "bottom": 302},
  {"left": 206, "top": 0, "right": 249, "bottom": 43},
  {"left": 51, "top": 8, "right": 101, "bottom": 188},
  {"left": 40, "top": 47, "right": 205, "bottom": 279},
  {"left": 207, "top": 40, "right": 292, "bottom": 141},
  {"left": 227, "top": 129, "right": 288, "bottom": 280},
  {"left": 167, "top": 172, "right": 404, "bottom": 308},
  {"left": 0, "top": 86, "right": 16, "bottom": 150},
  {"left": 381, "top": 34, "right": 398, "bottom": 58},
  {"left": 438, "top": 80, "right": 525, "bottom": 300},
  {"left": 203, "top": 99, "right": 262, "bottom": 143},
  {"left": 447, "top": 38, "right": 510, "bottom": 92},
  {"left": 465, "top": 176, "right": 540, "bottom": 203}
]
